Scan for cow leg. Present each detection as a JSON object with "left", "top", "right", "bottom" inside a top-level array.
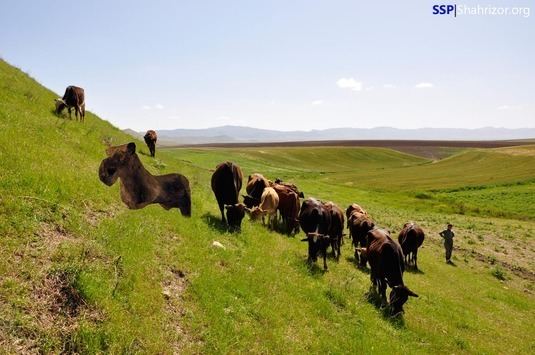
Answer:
[
  {"left": 379, "top": 280, "right": 387, "bottom": 307},
  {"left": 414, "top": 249, "right": 418, "bottom": 270},
  {"left": 359, "top": 239, "right": 367, "bottom": 268},
  {"left": 322, "top": 249, "right": 328, "bottom": 270},
  {"left": 68, "top": 107, "right": 72, "bottom": 119},
  {"left": 217, "top": 201, "right": 226, "bottom": 224}
]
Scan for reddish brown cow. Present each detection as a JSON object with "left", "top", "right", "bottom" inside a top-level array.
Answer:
[
  {"left": 273, "top": 178, "right": 304, "bottom": 198},
  {"left": 144, "top": 130, "right": 157, "bottom": 157},
  {"left": 365, "top": 228, "right": 418, "bottom": 315},
  {"left": 272, "top": 184, "right": 300, "bottom": 234},
  {"left": 398, "top": 223, "right": 425, "bottom": 269}
]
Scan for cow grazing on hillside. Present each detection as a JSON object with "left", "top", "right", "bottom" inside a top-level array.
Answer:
[
  {"left": 244, "top": 173, "right": 270, "bottom": 208},
  {"left": 55, "top": 86, "right": 85, "bottom": 121},
  {"left": 144, "top": 130, "right": 157, "bottom": 157},
  {"left": 299, "top": 198, "right": 332, "bottom": 270},
  {"left": 273, "top": 178, "right": 304, "bottom": 198},
  {"left": 98, "top": 143, "right": 191, "bottom": 216},
  {"left": 364, "top": 228, "right": 418, "bottom": 315},
  {"left": 345, "top": 203, "right": 368, "bottom": 227},
  {"left": 323, "top": 201, "right": 344, "bottom": 260},
  {"left": 272, "top": 183, "right": 300, "bottom": 234},
  {"left": 211, "top": 162, "right": 245, "bottom": 230},
  {"left": 348, "top": 212, "right": 375, "bottom": 267},
  {"left": 398, "top": 223, "right": 425, "bottom": 269},
  {"left": 246, "top": 187, "right": 279, "bottom": 229}
]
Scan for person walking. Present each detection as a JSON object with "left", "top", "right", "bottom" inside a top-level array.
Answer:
[{"left": 439, "top": 223, "right": 455, "bottom": 263}]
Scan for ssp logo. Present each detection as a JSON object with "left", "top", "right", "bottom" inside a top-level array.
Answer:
[{"left": 433, "top": 4, "right": 457, "bottom": 16}]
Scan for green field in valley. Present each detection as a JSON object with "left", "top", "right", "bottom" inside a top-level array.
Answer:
[{"left": 1, "top": 59, "right": 534, "bottom": 354}]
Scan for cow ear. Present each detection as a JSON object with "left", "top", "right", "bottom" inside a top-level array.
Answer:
[
  {"left": 127, "top": 142, "right": 136, "bottom": 154},
  {"left": 406, "top": 287, "right": 418, "bottom": 297}
]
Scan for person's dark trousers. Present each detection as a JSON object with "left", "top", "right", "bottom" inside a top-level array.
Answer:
[{"left": 445, "top": 242, "right": 453, "bottom": 261}]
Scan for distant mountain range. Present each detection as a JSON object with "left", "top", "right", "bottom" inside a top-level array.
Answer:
[{"left": 124, "top": 126, "right": 535, "bottom": 145}]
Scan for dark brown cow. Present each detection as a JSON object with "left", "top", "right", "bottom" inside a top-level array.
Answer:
[
  {"left": 348, "top": 211, "right": 375, "bottom": 267},
  {"left": 398, "top": 223, "right": 425, "bottom": 269},
  {"left": 98, "top": 143, "right": 191, "bottom": 216},
  {"left": 323, "top": 201, "right": 344, "bottom": 260},
  {"left": 211, "top": 162, "right": 245, "bottom": 230},
  {"left": 272, "top": 183, "right": 300, "bottom": 234},
  {"left": 144, "top": 130, "right": 157, "bottom": 157},
  {"left": 365, "top": 228, "right": 418, "bottom": 315},
  {"left": 299, "top": 198, "right": 331, "bottom": 270},
  {"left": 244, "top": 173, "right": 270, "bottom": 208},
  {"left": 273, "top": 178, "right": 304, "bottom": 198},
  {"left": 55, "top": 86, "right": 85, "bottom": 121},
  {"left": 345, "top": 203, "right": 368, "bottom": 227}
]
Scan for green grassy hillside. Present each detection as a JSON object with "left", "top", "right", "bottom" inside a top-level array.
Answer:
[{"left": 1, "top": 59, "right": 534, "bottom": 354}]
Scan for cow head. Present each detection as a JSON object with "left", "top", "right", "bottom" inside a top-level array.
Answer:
[
  {"left": 225, "top": 203, "right": 246, "bottom": 230},
  {"left": 55, "top": 98, "right": 66, "bottom": 114},
  {"left": 301, "top": 232, "right": 330, "bottom": 264},
  {"left": 98, "top": 142, "right": 137, "bottom": 186},
  {"left": 390, "top": 285, "right": 418, "bottom": 315},
  {"left": 242, "top": 194, "right": 259, "bottom": 209},
  {"left": 245, "top": 206, "right": 264, "bottom": 221}
]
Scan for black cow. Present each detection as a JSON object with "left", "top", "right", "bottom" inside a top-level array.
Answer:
[
  {"left": 211, "top": 162, "right": 245, "bottom": 230},
  {"left": 323, "top": 201, "right": 344, "bottom": 260},
  {"left": 55, "top": 86, "right": 85, "bottom": 121},
  {"left": 299, "top": 198, "right": 331, "bottom": 270},
  {"left": 144, "top": 130, "right": 157, "bottom": 157}
]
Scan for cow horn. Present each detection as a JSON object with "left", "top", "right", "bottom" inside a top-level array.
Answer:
[
  {"left": 355, "top": 247, "right": 367, "bottom": 252},
  {"left": 307, "top": 232, "right": 323, "bottom": 237}
]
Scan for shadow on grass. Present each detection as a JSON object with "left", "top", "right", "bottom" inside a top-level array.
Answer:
[
  {"left": 405, "top": 265, "right": 425, "bottom": 274},
  {"left": 345, "top": 256, "right": 370, "bottom": 274},
  {"left": 365, "top": 286, "right": 406, "bottom": 329},
  {"left": 447, "top": 260, "right": 458, "bottom": 267},
  {"left": 202, "top": 213, "right": 230, "bottom": 233},
  {"left": 306, "top": 261, "right": 328, "bottom": 278}
]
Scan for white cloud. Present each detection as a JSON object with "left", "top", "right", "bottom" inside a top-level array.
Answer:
[
  {"left": 141, "top": 105, "right": 151, "bottom": 110},
  {"left": 336, "top": 77, "right": 363, "bottom": 91},
  {"left": 414, "top": 82, "right": 434, "bottom": 89},
  {"left": 383, "top": 84, "right": 396, "bottom": 89},
  {"left": 311, "top": 99, "right": 324, "bottom": 105},
  {"left": 155, "top": 103, "right": 164, "bottom": 110},
  {"left": 365, "top": 86, "right": 374, "bottom": 91}
]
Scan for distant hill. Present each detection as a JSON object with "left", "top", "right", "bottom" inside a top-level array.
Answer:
[{"left": 124, "top": 125, "right": 535, "bottom": 145}]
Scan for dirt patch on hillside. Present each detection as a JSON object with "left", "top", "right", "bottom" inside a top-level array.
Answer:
[
  {"left": 83, "top": 204, "right": 120, "bottom": 227},
  {"left": 458, "top": 246, "right": 535, "bottom": 282},
  {"left": 162, "top": 267, "right": 203, "bottom": 353}
]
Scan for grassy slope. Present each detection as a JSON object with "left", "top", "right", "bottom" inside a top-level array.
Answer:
[{"left": 1, "top": 59, "right": 534, "bottom": 354}]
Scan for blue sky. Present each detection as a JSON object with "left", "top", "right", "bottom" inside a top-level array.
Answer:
[{"left": 1, "top": 0, "right": 533, "bottom": 131}]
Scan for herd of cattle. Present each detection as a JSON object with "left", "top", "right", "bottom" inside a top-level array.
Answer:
[
  {"left": 58, "top": 86, "right": 421, "bottom": 315},
  {"left": 98, "top": 143, "right": 422, "bottom": 315}
]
